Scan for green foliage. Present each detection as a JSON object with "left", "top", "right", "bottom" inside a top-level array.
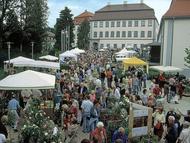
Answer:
[
  {"left": 184, "top": 48, "right": 190, "bottom": 68},
  {"left": 55, "top": 7, "right": 74, "bottom": 51},
  {"left": 0, "top": 0, "right": 48, "bottom": 54},
  {"left": 77, "top": 20, "right": 90, "bottom": 50}
]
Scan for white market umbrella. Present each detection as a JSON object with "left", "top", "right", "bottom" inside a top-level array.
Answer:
[
  {"left": 0, "top": 70, "right": 55, "bottom": 90},
  {"left": 4, "top": 56, "right": 34, "bottom": 64},
  {"left": 39, "top": 55, "right": 58, "bottom": 61}
]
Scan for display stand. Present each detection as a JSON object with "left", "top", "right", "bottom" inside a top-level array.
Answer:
[{"left": 128, "top": 103, "right": 153, "bottom": 139}]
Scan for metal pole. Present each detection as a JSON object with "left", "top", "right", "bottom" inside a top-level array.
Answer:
[
  {"left": 65, "top": 26, "right": 67, "bottom": 51},
  {"left": 61, "top": 30, "right": 63, "bottom": 52},
  {"left": 68, "top": 25, "right": 70, "bottom": 50},
  {"left": 7, "top": 42, "right": 11, "bottom": 73},
  {"left": 31, "top": 42, "right": 34, "bottom": 59}
]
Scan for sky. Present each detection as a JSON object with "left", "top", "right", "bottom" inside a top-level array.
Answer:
[{"left": 48, "top": 0, "right": 172, "bottom": 27}]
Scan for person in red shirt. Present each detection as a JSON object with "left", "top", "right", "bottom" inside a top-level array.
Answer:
[
  {"left": 153, "top": 84, "right": 161, "bottom": 99},
  {"left": 90, "top": 122, "right": 107, "bottom": 143}
]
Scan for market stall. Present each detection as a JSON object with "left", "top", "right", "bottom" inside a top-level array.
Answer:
[
  {"left": 0, "top": 70, "right": 55, "bottom": 90},
  {"left": 4, "top": 56, "right": 35, "bottom": 72},
  {"left": 13, "top": 60, "right": 60, "bottom": 70},
  {"left": 123, "top": 57, "right": 149, "bottom": 73}
]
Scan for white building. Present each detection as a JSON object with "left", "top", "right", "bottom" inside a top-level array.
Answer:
[
  {"left": 90, "top": 2, "right": 159, "bottom": 50},
  {"left": 73, "top": 10, "right": 94, "bottom": 47},
  {"left": 158, "top": 0, "right": 190, "bottom": 69}
]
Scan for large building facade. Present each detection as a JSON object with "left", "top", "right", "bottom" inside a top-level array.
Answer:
[
  {"left": 158, "top": 0, "right": 190, "bottom": 69},
  {"left": 90, "top": 2, "right": 159, "bottom": 50},
  {"left": 73, "top": 10, "right": 94, "bottom": 47}
]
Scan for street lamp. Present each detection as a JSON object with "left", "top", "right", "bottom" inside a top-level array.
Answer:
[
  {"left": 61, "top": 27, "right": 70, "bottom": 52},
  {"left": 31, "top": 41, "right": 35, "bottom": 59},
  {"left": 6, "top": 42, "right": 13, "bottom": 74}
]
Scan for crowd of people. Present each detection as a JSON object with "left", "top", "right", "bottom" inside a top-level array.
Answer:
[{"left": 0, "top": 49, "right": 190, "bottom": 143}]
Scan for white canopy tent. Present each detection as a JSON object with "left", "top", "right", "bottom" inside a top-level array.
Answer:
[
  {"left": 70, "top": 48, "right": 85, "bottom": 54},
  {"left": 150, "top": 66, "right": 183, "bottom": 72},
  {"left": 115, "top": 48, "right": 137, "bottom": 56},
  {"left": 0, "top": 70, "right": 55, "bottom": 90},
  {"left": 13, "top": 60, "right": 60, "bottom": 70},
  {"left": 39, "top": 55, "right": 58, "bottom": 61},
  {"left": 59, "top": 51, "right": 77, "bottom": 62},
  {"left": 4, "top": 56, "right": 34, "bottom": 64}
]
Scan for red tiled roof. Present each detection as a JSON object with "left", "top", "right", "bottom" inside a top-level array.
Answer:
[
  {"left": 74, "top": 10, "right": 94, "bottom": 25},
  {"left": 163, "top": 0, "right": 190, "bottom": 18}
]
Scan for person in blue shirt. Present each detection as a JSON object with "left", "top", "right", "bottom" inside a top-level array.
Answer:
[
  {"left": 112, "top": 127, "right": 128, "bottom": 143},
  {"left": 8, "top": 94, "right": 20, "bottom": 131}
]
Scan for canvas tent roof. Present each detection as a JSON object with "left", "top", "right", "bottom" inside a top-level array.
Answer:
[
  {"left": 123, "top": 57, "right": 147, "bottom": 66},
  {"left": 150, "top": 66, "right": 182, "bottom": 72},
  {"left": 0, "top": 70, "right": 55, "bottom": 90},
  {"left": 4, "top": 56, "right": 34, "bottom": 64},
  {"left": 13, "top": 60, "right": 60, "bottom": 69}
]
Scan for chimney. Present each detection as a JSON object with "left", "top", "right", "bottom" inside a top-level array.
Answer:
[
  {"left": 107, "top": 2, "right": 111, "bottom": 6},
  {"left": 123, "top": 1, "right": 128, "bottom": 5},
  {"left": 140, "top": 0, "right": 144, "bottom": 3}
]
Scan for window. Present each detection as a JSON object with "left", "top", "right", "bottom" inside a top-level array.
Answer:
[
  {"left": 122, "top": 31, "right": 126, "bottom": 37},
  {"left": 105, "top": 21, "right": 109, "bottom": 27},
  {"left": 141, "top": 44, "right": 144, "bottom": 48},
  {"left": 94, "top": 22, "right": 98, "bottom": 28},
  {"left": 148, "top": 20, "right": 152, "bottom": 27},
  {"left": 134, "top": 31, "right": 138, "bottom": 38},
  {"left": 111, "top": 31, "right": 114, "bottom": 37},
  {"left": 93, "top": 32, "right": 97, "bottom": 38},
  {"left": 141, "top": 20, "right": 145, "bottom": 27},
  {"left": 105, "top": 31, "right": 109, "bottom": 38},
  {"left": 100, "top": 44, "right": 104, "bottom": 48},
  {"left": 99, "top": 21, "right": 103, "bottom": 28},
  {"left": 141, "top": 31, "right": 145, "bottom": 38},
  {"left": 128, "top": 31, "right": 132, "bottom": 37},
  {"left": 99, "top": 31, "right": 103, "bottom": 38},
  {"left": 107, "top": 44, "right": 110, "bottom": 48},
  {"left": 134, "top": 44, "right": 137, "bottom": 49},
  {"left": 134, "top": 20, "right": 138, "bottom": 27},
  {"left": 148, "top": 31, "right": 152, "bottom": 37},
  {"left": 122, "top": 21, "right": 126, "bottom": 27},
  {"left": 116, "top": 31, "right": 120, "bottom": 37},
  {"left": 122, "top": 44, "right": 125, "bottom": 48},
  {"left": 128, "top": 20, "right": 132, "bottom": 27},
  {"left": 114, "top": 44, "right": 117, "bottom": 49},
  {"left": 111, "top": 21, "right": 115, "bottom": 27},
  {"left": 117, "top": 21, "right": 120, "bottom": 27}
]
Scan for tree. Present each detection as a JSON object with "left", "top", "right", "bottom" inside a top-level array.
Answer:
[
  {"left": 0, "top": 0, "right": 20, "bottom": 49},
  {"left": 23, "top": 0, "right": 48, "bottom": 53},
  {"left": 77, "top": 20, "right": 90, "bottom": 50},
  {"left": 55, "top": 7, "right": 74, "bottom": 51},
  {"left": 184, "top": 47, "right": 190, "bottom": 68}
]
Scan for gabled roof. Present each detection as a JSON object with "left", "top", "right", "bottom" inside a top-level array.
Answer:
[
  {"left": 74, "top": 10, "right": 94, "bottom": 25},
  {"left": 163, "top": 0, "right": 190, "bottom": 19},
  {"left": 91, "top": 3, "right": 156, "bottom": 21}
]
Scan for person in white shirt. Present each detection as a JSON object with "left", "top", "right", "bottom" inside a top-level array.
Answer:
[
  {"left": 113, "top": 86, "right": 121, "bottom": 100},
  {"left": 177, "top": 121, "right": 190, "bottom": 143}
]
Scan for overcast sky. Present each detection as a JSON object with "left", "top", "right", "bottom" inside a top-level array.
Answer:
[{"left": 48, "top": 0, "right": 172, "bottom": 27}]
